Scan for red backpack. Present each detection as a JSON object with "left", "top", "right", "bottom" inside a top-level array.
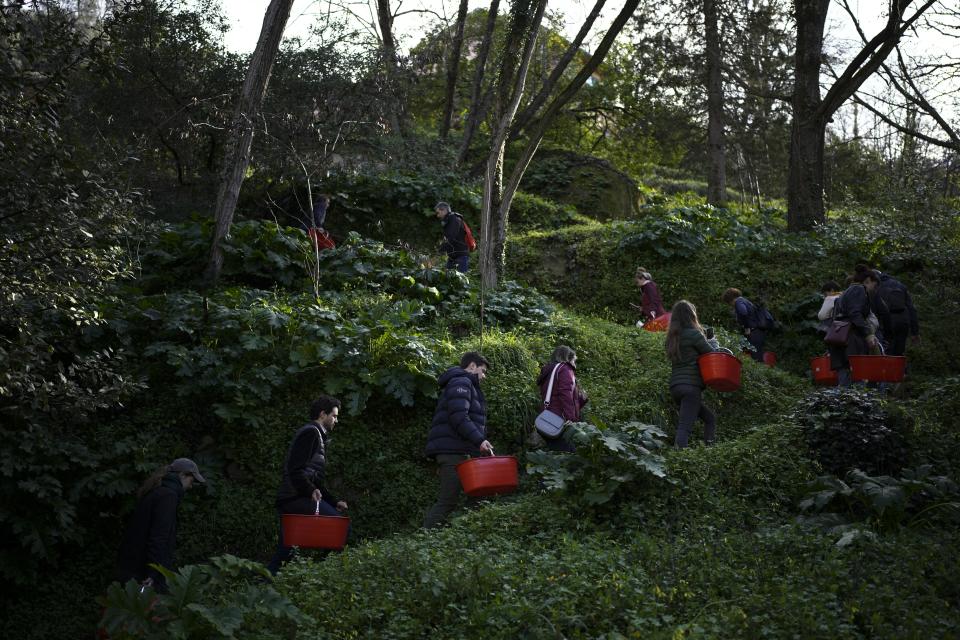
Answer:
[{"left": 453, "top": 213, "right": 477, "bottom": 252}]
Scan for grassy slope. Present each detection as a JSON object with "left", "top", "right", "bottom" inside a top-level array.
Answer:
[{"left": 267, "top": 191, "right": 960, "bottom": 638}]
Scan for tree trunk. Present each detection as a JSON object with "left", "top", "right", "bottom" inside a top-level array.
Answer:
[
  {"left": 478, "top": 0, "right": 547, "bottom": 291},
  {"left": 204, "top": 0, "right": 294, "bottom": 287},
  {"left": 704, "top": 0, "right": 726, "bottom": 206},
  {"left": 787, "top": 0, "right": 828, "bottom": 230},
  {"left": 481, "top": 0, "right": 640, "bottom": 288},
  {"left": 787, "top": 0, "right": 936, "bottom": 230},
  {"left": 376, "top": 0, "right": 405, "bottom": 136},
  {"left": 457, "top": 0, "right": 501, "bottom": 165},
  {"left": 440, "top": 0, "right": 469, "bottom": 139}
]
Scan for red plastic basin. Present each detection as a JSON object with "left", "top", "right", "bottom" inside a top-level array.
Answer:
[
  {"left": 643, "top": 312, "right": 671, "bottom": 332},
  {"left": 282, "top": 514, "right": 350, "bottom": 550},
  {"left": 698, "top": 352, "right": 742, "bottom": 392},
  {"left": 810, "top": 355, "right": 838, "bottom": 385},
  {"left": 457, "top": 455, "right": 519, "bottom": 497},
  {"left": 849, "top": 355, "right": 906, "bottom": 382}
]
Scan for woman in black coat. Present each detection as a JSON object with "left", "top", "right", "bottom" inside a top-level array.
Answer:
[
  {"left": 828, "top": 269, "right": 880, "bottom": 386},
  {"left": 116, "top": 458, "right": 204, "bottom": 592}
]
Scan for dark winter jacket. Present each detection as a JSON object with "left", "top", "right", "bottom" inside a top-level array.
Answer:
[
  {"left": 878, "top": 273, "right": 919, "bottom": 335},
  {"left": 440, "top": 213, "right": 469, "bottom": 259},
  {"left": 276, "top": 422, "right": 339, "bottom": 510},
  {"left": 116, "top": 473, "right": 184, "bottom": 592},
  {"left": 733, "top": 297, "right": 759, "bottom": 331},
  {"left": 669, "top": 327, "right": 714, "bottom": 389},
  {"left": 537, "top": 362, "right": 587, "bottom": 422},
  {"left": 311, "top": 199, "right": 328, "bottom": 229},
  {"left": 425, "top": 367, "right": 487, "bottom": 457},
  {"left": 640, "top": 281, "right": 666, "bottom": 319},
  {"left": 828, "top": 283, "right": 875, "bottom": 369}
]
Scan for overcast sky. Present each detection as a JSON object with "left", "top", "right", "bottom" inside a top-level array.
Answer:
[{"left": 221, "top": 0, "right": 622, "bottom": 53}]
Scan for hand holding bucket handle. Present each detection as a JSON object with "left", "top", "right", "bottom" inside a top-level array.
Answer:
[{"left": 480, "top": 440, "right": 495, "bottom": 456}]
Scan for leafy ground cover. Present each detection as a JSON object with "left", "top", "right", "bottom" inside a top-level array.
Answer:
[{"left": 4, "top": 188, "right": 959, "bottom": 639}]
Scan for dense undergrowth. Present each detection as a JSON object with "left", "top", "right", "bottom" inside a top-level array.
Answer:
[{"left": 3, "top": 176, "right": 960, "bottom": 638}]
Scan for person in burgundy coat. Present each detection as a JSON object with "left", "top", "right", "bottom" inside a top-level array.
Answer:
[
  {"left": 536, "top": 345, "right": 588, "bottom": 452},
  {"left": 634, "top": 267, "right": 666, "bottom": 324}
]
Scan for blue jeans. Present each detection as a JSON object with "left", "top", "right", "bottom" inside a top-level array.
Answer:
[
  {"left": 446, "top": 255, "right": 469, "bottom": 273},
  {"left": 267, "top": 498, "right": 343, "bottom": 575}
]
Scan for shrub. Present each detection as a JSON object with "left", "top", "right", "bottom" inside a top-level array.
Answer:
[
  {"left": 99, "top": 555, "right": 309, "bottom": 639},
  {"left": 792, "top": 388, "right": 911, "bottom": 476},
  {"left": 527, "top": 421, "right": 672, "bottom": 509}
]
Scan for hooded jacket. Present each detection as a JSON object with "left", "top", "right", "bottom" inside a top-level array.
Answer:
[
  {"left": 425, "top": 366, "right": 487, "bottom": 457},
  {"left": 116, "top": 473, "right": 184, "bottom": 592}
]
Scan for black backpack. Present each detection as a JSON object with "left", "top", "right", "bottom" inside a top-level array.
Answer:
[{"left": 750, "top": 301, "right": 776, "bottom": 330}]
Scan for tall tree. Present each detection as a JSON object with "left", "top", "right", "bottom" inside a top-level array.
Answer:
[
  {"left": 205, "top": 0, "right": 294, "bottom": 286},
  {"left": 786, "top": 0, "right": 936, "bottom": 231},
  {"left": 479, "top": 0, "right": 642, "bottom": 289},
  {"left": 703, "top": 0, "right": 726, "bottom": 205},
  {"left": 458, "top": 0, "right": 502, "bottom": 165},
  {"left": 440, "top": 0, "right": 470, "bottom": 139},
  {"left": 376, "top": 0, "right": 406, "bottom": 135}
]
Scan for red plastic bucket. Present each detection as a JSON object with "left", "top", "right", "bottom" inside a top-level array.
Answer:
[
  {"left": 762, "top": 351, "right": 777, "bottom": 367},
  {"left": 457, "top": 455, "right": 519, "bottom": 497},
  {"left": 849, "top": 355, "right": 906, "bottom": 382},
  {"left": 810, "top": 355, "right": 838, "bottom": 385},
  {"left": 698, "top": 352, "right": 742, "bottom": 392},
  {"left": 643, "top": 312, "right": 671, "bottom": 332},
  {"left": 282, "top": 514, "right": 350, "bottom": 550}
]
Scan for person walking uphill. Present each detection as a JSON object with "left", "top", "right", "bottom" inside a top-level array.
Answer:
[
  {"left": 666, "top": 300, "right": 718, "bottom": 448},
  {"left": 722, "top": 288, "right": 769, "bottom": 362},
  {"left": 536, "top": 345, "right": 588, "bottom": 452},
  {"left": 633, "top": 267, "right": 666, "bottom": 324},
  {"left": 267, "top": 395, "right": 347, "bottom": 575},
  {"left": 423, "top": 352, "right": 495, "bottom": 529},
  {"left": 116, "top": 458, "right": 205, "bottom": 593},
  {"left": 435, "top": 201, "right": 470, "bottom": 273},
  {"left": 875, "top": 268, "right": 920, "bottom": 356},
  {"left": 828, "top": 269, "right": 881, "bottom": 387}
]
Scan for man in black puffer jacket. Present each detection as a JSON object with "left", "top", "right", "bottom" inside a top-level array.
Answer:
[
  {"left": 267, "top": 395, "right": 346, "bottom": 575},
  {"left": 423, "top": 352, "right": 494, "bottom": 528}
]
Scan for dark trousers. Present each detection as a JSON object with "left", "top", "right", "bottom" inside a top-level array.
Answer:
[
  {"left": 423, "top": 454, "right": 474, "bottom": 529},
  {"left": 446, "top": 255, "right": 469, "bottom": 273},
  {"left": 747, "top": 330, "right": 766, "bottom": 362},
  {"left": 671, "top": 384, "right": 717, "bottom": 448},
  {"left": 266, "top": 498, "right": 342, "bottom": 575},
  {"left": 886, "top": 321, "right": 910, "bottom": 356}
]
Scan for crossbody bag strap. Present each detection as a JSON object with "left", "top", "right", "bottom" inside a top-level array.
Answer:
[{"left": 543, "top": 363, "right": 564, "bottom": 408}]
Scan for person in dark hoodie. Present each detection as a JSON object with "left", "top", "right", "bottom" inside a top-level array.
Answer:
[
  {"left": 267, "top": 395, "right": 346, "bottom": 575},
  {"left": 423, "top": 352, "right": 494, "bottom": 528},
  {"left": 435, "top": 201, "right": 470, "bottom": 273},
  {"left": 116, "top": 458, "right": 205, "bottom": 593}
]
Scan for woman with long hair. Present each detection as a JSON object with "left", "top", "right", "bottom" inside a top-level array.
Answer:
[
  {"left": 535, "top": 345, "right": 588, "bottom": 452},
  {"left": 665, "top": 300, "right": 717, "bottom": 448},
  {"left": 116, "top": 458, "right": 205, "bottom": 592}
]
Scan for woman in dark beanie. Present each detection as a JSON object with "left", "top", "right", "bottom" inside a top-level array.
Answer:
[{"left": 116, "top": 458, "right": 205, "bottom": 592}]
